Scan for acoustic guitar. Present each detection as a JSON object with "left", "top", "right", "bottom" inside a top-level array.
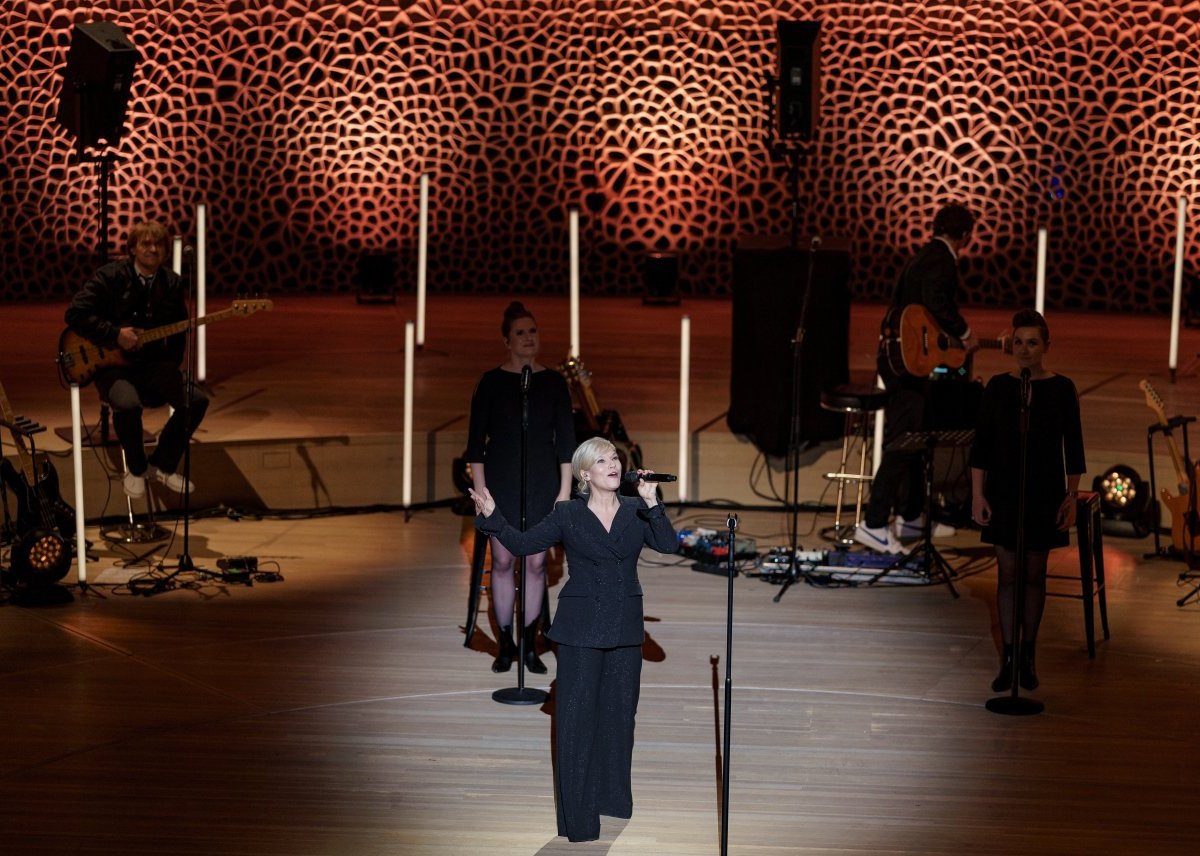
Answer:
[
  {"left": 57, "top": 298, "right": 272, "bottom": 386},
  {"left": 0, "top": 378, "right": 74, "bottom": 585},
  {"left": 882, "top": 303, "right": 1007, "bottom": 377},
  {"left": 1140, "top": 379, "right": 1198, "bottom": 552}
]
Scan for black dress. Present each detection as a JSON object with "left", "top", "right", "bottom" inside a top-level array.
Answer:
[
  {"left": 466, "top": 367, "right": 575, "bottom": 527},
  {"left": 969, "top": 373, "right": 1086, "bottom": 550}
]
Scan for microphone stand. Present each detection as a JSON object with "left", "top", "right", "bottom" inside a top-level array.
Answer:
[
  {"left": 144, "top": 250, "right": 213, "bottom": 594},
  {"left": 719, "top": 512, "right": 738, "bottom": 856},
  {"left": 494, "top": 365, "right": 547, "bottom": 705},
  {"left": 774, "top": 236, "right": 820, "bottom": 603},
  {"left": 987, "top": 369, "right": 1043, "bottom": 715}
]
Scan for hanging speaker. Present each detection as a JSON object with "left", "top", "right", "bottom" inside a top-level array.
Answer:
[
  {"left": 56, "top": 22, "right": 139, "bottom": 151},
  {"left": 776, "top": 21, "right": 821, "bottom": 140}
]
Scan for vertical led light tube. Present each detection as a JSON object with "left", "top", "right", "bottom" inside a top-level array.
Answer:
[
  {"left": 196, "top": 203, "right": 207, "bottom": 382},
  {"left": 1169, "top": 197, "right": 1188, "bottom": 377},
  {"left": 1035, "top": 228, "right": 1047, "bottom": 314},
  {"left": 403, "top": 320, "right": 415, "bottom": 507},
  {"left": 417, "top": 173, "right": 429, "bottom": 348},
  {"left": 569, "top": 207, "right": 580, "bottom": 357},
  {"left": 70, "top": 384, "right": 87, "bottom": 584},
  {"left": 678, "top": 316, "right": 691, "bottom": 502}
]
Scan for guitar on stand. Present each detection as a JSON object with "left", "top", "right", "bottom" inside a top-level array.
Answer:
[
  {"left": 882, "top": 303, "right": 1008, "bottom": 377},
  {"left": 558, "top": 355, "right": 644, "bottom": 493},
  {"left": 57, "top": 298, "right": 272, "bottom": 387},
  {"left": 1139, "top": 379, "right": 1198, "bottom": 557},
  {"left": 0, "top": 378, "right": 74, "bottom": 588}
]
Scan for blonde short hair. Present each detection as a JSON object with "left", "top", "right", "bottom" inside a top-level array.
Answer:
[
  {"left": 572, "top": 436, "right": 618, "bottom": 496},
  {"left": 127, "top": 220, "right": 169, "bottom": 255}
]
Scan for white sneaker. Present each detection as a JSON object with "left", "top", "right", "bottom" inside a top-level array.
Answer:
[
  {"left": 854, "top": 522, "right": 905, "bottom": 554},
  {"left": 150, "top": 466, "right": 194, "bottom": 494},
  {"left": 122, "top": 470, "right": 146, "bottom": 499},
  {"left": 893, "top": 515, "right": 956, "bottom": 539}
]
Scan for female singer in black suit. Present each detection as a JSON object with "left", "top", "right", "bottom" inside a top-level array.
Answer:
[
  {"left": 970, "top": 309, "right": 1085, "bottom": 692},
  {"left": 466, "top": 301, "right": 575, "bottom": 673},
  {"left": 470, "top": 436, "right": 679, "bottom": 843}
]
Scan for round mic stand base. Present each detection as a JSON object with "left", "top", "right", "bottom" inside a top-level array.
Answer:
[
  {"left": 985, "top": 694, "right": 1044, "bottom": 716},
  {"left": 492, "top": 686, "right": 548, "bottom": 705}
]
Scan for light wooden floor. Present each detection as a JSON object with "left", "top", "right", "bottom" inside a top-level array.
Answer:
[{"left": 2, "top": 296, "right": 1200, "bottom": 855}]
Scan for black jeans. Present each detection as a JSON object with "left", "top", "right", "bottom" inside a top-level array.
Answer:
[
  {"left": 94, "top": 361, "right": 208, "bottom": 476},
  {"left": 863, "top": 353, "right": 928, "bottom": 528}
]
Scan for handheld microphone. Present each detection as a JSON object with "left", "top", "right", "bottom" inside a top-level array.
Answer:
[
  {"left": 623, "top": 471, "right": 677, "bottom": 483},
  {"left": 521, "top": 364, "right": 532, "bottom": 393}
]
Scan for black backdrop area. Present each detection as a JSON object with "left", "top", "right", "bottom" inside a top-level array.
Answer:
[{"left": 728, "top": 236, "right": 851, "bottom": 458}]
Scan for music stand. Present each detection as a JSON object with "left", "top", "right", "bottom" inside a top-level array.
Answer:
[{"left": 869, "top": 429, "right": 973, "bottom": 597}]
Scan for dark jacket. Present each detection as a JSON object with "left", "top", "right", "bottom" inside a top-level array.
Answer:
[
  {"left": 477, "top": 495, "right": 678, "bottom": 648},
  {"left": 891, "top": 238, "right": 969, "bottom": 338},
  {"left": 65, "top": 258, "right": 189, "bottom": 365}
]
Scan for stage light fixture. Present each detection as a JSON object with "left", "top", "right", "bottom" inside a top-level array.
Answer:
[{"left": 1093, "top": 464, "right": 1152, "bottom": 537}]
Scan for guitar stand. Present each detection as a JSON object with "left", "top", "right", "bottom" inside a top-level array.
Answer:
[
  {"left": 869, "top": 430, "right": 971, "bottom": 598},
  {"left": 1144, "top": 416, "right": 1198, "bottom": 562}
]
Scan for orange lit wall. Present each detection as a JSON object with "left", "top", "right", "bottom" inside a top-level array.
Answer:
[{"left": 2, "top": 2, "right": 1198, "bottom": 309}]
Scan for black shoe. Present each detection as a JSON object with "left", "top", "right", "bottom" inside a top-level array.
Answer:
[
  {"left": 523, "top": 623, "right": 548, "bottom": 674},
  {"left": 1019, "top": 641, "right": 1039, "bottom": 691},
  {"left": 991, "top": 644, "right": 1015, "bottom": 693},
  {"left": 492, "top": 625, "right": 516, "bottom": 673}
]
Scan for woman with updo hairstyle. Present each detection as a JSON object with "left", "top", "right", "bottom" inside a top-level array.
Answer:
[
  {"left": 970, "top": 308, "right": 1086, "bottom": 694},
  {"left": 466, "top": 301, "right": 575, "bottom": 674}
]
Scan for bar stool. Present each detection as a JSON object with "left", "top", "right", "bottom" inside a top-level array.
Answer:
[
  {"left": 820, "top": 384, "right": 889, "bottom": 545},
  {"left": 1046, "top": 491, "right": 1110, "bottom": 658}
]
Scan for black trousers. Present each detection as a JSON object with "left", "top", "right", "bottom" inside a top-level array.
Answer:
[
  {"left": 863, "top": 353, "right": 928, "bottom": 528},
  {"left": 95, "top": 361, "right": 209, "bottom": 476},
  {"left": 553, "top": 643, "right": 642, "bottom": 842}
]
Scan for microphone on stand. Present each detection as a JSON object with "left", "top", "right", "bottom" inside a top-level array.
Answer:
[
  {"left": 521, "top": 364, "right": 532, "bottom": 392},
  {"left": 1020, "top": 367, "right": 1032, "bottom": 410},
  {"left": 623, "top": 471, "right": 678, "bottom": 483}
]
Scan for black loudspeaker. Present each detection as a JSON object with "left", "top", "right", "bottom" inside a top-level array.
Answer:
[
  {"left": 56, "top": 22, "right": 139, "bottom": 151},
  {"left": 643, "top": 252, "right": 680, "bottom": 306},
  {"left": 776, "top": 21, "right": 821, "bottom": 140},
  {"left": 728, "top": 237, "right": 851, "bottom": 458}
]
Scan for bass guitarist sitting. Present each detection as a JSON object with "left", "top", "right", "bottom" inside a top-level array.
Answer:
[{"left": 65, "top": 220, "right": 207, "bottom": 498}]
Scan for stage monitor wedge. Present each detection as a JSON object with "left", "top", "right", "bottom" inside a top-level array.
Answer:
[
  {"left": 56, "top": 21, "right": 139, "bottom": 152},
  {"left": 776, "top": 20, "right": 821, "bottom": 140}
]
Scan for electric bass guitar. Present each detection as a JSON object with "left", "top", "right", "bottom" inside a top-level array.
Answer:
[
  {"left": 57, "top": 298, "right": 273, "bottom": 386},
  {"left": 882, "top": 303, "right": 1007, "bottom": 377},
  {"left": 0, "top": 378, "right": 74, "bottom": 585},
  {"left": 1140, "top": 378, "right": 1198, "bottom": 552}
]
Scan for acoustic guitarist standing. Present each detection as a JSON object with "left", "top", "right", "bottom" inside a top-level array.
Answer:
[
  {"left": 65, "top": 220, "right": 207, "bottom": 499},
  {"left": 855, "top": 203, "right": 980, "bottom": 554}
]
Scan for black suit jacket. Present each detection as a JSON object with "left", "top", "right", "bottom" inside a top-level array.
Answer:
[
  {"left": 477, "top": 495, "right": 678, "bottom": 648},
  {"left": 891, "top": 238, "right": 968, "bottom": 338}
]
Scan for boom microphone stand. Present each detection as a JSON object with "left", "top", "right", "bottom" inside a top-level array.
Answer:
[
  {"left": 494, "top": 365, "right": 548, "bottom": 705},
  {"left": 987, "top": 369, "right": 1043, "bottom": 715}
]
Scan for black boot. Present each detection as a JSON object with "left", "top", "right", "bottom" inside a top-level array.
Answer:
[
  {"left": 523, "top": 623, "right": 548, "bottom": 674},
  {"left": 991, "top": 644, "right": 1015, "bottom": 693},
  {"left": 492, "top": 625, "right": 516, "bottom": 673},
  {"left": 1019, "top": 641, "right": 1039, "bottom": 691}
]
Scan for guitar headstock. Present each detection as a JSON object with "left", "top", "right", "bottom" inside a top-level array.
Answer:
[
  {"left": 1139, "top": 378, "right": 1170, "bottom": 427},
  {"left": 558, "top": 354, "right": 592, "bottom": 385},
  {"left": 231, "top": 298, "right": 273, "bottom": 316}
]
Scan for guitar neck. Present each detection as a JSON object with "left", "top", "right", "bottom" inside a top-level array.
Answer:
[
  {"left": 976, "top": 339, "right": 1005, "bottom": 351},
  {"left": 0, "top": 379, "right": 37, "bottom": 486},
  {"left": 139, "top": 308, "right": 237, "bottom": 345}
]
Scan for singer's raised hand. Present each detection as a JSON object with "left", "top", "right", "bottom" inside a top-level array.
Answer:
[
  {"left": 468, "top": 486, "right": 496, "bottom": 517},
  {"left": 634, "top": 470, "right": 659, "bottom": 506}
]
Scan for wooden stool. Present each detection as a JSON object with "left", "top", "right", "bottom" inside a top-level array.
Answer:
[
  {"left": 1046, "top": 491, "right": 1110, "bottom": 658},
  {"left": 819, "top": 384, "right": 889, "bottom": 545}
]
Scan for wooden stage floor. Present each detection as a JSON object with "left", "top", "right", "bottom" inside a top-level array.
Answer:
[{"left": 3, "top": 296, "right": 1200, "bottom": 854}]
